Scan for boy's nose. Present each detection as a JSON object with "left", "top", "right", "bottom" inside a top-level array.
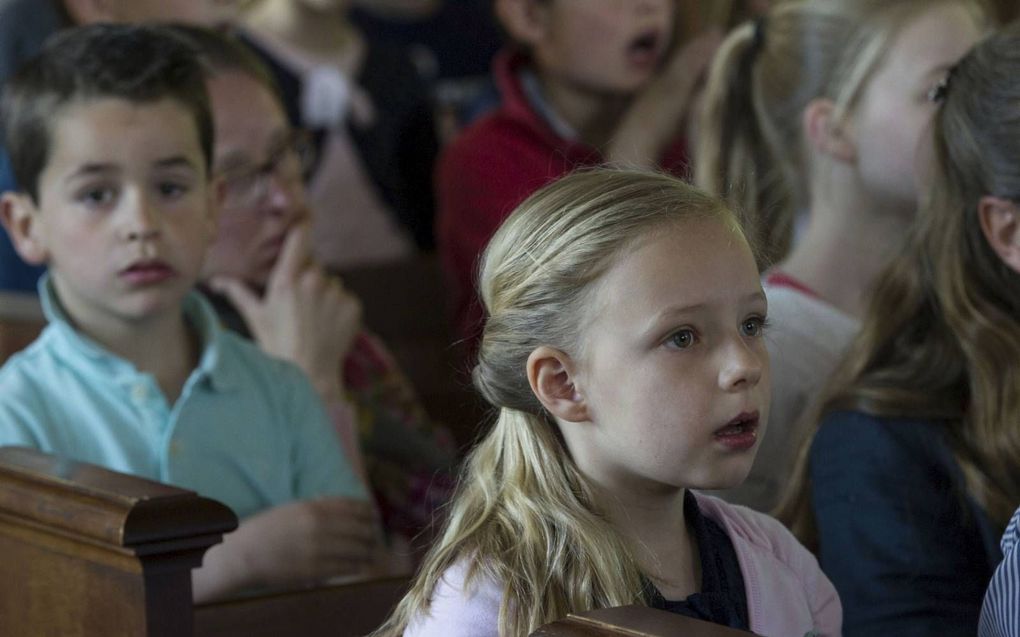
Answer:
[{"left": 120, "top": 197, "right": 162, "bottom": 241}]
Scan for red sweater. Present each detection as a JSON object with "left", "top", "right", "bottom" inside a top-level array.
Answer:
[{"left": 436, "top": 51, "right": 689, "bottom": 344}]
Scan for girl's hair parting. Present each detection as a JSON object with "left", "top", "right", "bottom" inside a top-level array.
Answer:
[
  {"left": 372, "top": 168, "right": 739, "bottom": 637},
  {"left": 777, "top": 22, "right": 1020, "bottom": 545},
  {"left": 695, "top": 0, "right": 987, "bottom": 267}
]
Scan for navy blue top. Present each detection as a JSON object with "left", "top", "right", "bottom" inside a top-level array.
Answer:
[
  {"left": 811, "top": 410, "right": 1003, "bottom": 636},
  {"left": 644, "top": 490, "right": 749, "bottom": 631}
]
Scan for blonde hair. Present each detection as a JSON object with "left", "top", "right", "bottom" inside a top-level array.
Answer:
[
  {"left": 373, "top": 169, "right": 739, "bottom": 637},
  {"left": 778, "top": 22, "right": 1020, "bottom": 545},
  {"left": 695, "top": 0, "right": 986, "bottom": 266}
]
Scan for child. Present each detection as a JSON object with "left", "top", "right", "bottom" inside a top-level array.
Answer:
[
  {"left": 436, "top": 0, "right": 721, "bottom": 346},
  {"left": 0, "top": 0, "right": 244, "bottom": 293},
  {"left": 694, "top": 0, "right": 985, "bottom": 512},
  {"left": 0, "top": 24, "right": 378, "bottom": 602},
  {"left": 171, "top": 24, "right": 456, "bottom": 555},
  {"left": 780, "top": 21, "right": 1020, "bottom": 635},
  {"left": 373, "top": 168, "right": 841, "bottom": 637},
  {"left": 238, "top": 0, "right": 440, "bottom": 268}
]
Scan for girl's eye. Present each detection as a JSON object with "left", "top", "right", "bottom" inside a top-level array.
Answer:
[
  {"left": 741, "top": 316, "right": 768, "bottom": 337},
  {"left": 666, "top": 329, "right": 696, "bottom": 350}
]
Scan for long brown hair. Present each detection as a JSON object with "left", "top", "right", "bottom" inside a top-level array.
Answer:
[{"left": 778, "top": 22, "right": 1020, "bottom": 545}]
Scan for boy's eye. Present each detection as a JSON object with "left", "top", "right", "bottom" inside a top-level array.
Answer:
[
  {"left": 157, "top": 181, "right": 190, "bottom": 199},
  {"left": 741, "top": 316, "right": 768, "bottom": 337},
  {"left": 77, "top": 186, "right": 117, "bottom": 208},
  {"left": 666, "top": 329, "right": 696, "bottom": 350}
]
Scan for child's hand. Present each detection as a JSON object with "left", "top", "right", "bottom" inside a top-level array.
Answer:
[
  {"left": 194, "top": 497, "right": 383, "bottom": 602},
  {"left": 239, "top": 497, "right": 381, "bottom": 583},
  {"left": 209, "top": 222, "right": 362, "bottom": 401},
  {"left": 608, "top": 29, "right": 723, "bottom": 167}
]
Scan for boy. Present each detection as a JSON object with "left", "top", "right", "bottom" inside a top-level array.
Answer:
[
  {"left": 437, "top": 0, "right": 720, "bottom": 345},
  {"left": 0, "top": 0, "right": 244, "bottom": 292},
  {"left": 0, "top": 24, "right": 378, "bottom": 601}
]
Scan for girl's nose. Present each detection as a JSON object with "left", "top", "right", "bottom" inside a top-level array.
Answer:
[{"left": 718, "top": 338, "right": 765, "bottom": 391}]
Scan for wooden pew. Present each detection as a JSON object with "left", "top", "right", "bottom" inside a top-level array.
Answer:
[
  {"left": 194, "top": 576, "right": 408, "bottom": 637},
  {"left": 532, "top": 605, "right": 759, "bottom": 636},
  {"left": 0, "top": 447, "right": 409, "bottom": 636},
  {"left": 0, "top": 446, "right": 237, "bottom": 637}
]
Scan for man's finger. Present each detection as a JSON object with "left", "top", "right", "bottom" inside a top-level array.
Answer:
[{"left": 268, "top": 222, "right": 313, "bottom": 291}]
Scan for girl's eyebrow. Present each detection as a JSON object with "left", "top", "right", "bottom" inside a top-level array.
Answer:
[
  {"left": 153, "top": 156, "right": 198, "bottom": 171},
  {"left": 643, "top": 290, "right": 768, "bottom": 334}
]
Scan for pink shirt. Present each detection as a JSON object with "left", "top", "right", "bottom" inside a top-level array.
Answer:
[{"left": 404, "top": 493, "right": 841, "bottom": 637}]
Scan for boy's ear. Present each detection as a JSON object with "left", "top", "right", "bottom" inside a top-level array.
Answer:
[
  {"left": 0, "top": 192, "right": 48, "bottom": 265},
  {"left": 978, "top": 195, "right": 1020, "bottom": 274},
  {"left": 803, "top": 97, "right": 857, "bottom": 163},
  {"left": 494, "top": 0, "right": 550, "bottom": 48},
  {"left": 527, "top": 346, "right": 589, "bottom": 423}
]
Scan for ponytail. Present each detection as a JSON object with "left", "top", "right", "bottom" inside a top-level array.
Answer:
[{"left": 696, "top": 20, "right": 789, "bottom": 266}]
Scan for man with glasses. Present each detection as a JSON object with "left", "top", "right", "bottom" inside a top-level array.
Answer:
[{"left": 175, "top": 25, "right": 457, "bottom": 570}]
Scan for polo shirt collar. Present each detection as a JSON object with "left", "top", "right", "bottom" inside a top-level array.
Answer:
[{"left": 37, "top": 273, "right": 239, "bottom": 392}]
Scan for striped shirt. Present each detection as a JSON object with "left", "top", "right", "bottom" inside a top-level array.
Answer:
[{"left": 981, "top": 507, "right": 1020, "bottom": 636}]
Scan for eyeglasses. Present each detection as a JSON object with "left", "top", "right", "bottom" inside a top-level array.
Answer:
[{"left": 218, "top": 131, "right": 315, "bottom": 210}]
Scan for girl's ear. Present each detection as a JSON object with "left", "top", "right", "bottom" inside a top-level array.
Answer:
[
  {"left": 0, "top": 192, "right": 48, "bottom": 265},
  {"left": 803, "top": 97, "right": 857, "bottom": 163},
  {"left": 494, "top": 0, "right": 550, "bottom": 48},
  {"left": 527, "top": 346, "right": 589, "bottom": 423},
  {"left": 978, "top": 195, "right": 1020, "bottom": 274}
]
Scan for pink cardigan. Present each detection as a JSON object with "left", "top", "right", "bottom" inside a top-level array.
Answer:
[{"left": 404, "top": 493, "right": 841, "bottom": 637}]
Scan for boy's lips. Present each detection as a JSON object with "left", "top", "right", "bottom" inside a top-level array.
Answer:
[
  {"left": 626, "top": 29, "right": 665, "bottom": 68},
  {"left": 713, "top": 411, "right": 760, "bottom": 452},
  {"left": 119, "top": 260, "right": 177, "bottom": 285}
]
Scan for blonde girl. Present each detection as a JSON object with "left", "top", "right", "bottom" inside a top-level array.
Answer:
[
  {"left": 695, "top": 0, "right": 985, "bottom": 512},
  {"left": 780, "top": 22, "right": 1020, "bottom": 636},
  {"left": 373, "top": 168, "right": 841, "bottom": 637}
]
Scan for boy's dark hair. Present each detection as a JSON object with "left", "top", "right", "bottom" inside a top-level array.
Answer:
[
  {"left": 0, "top": 23, "right": 213, "bottom": 202},
  {"left": 165, "top": 24, "right": 280, "bottom": 99}
]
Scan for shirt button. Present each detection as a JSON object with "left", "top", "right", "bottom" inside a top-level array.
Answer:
[
  {"left": 169, "top": 442, "right": 182, "bottom": 456},
  {"left": 131, "top": 384, "right": 147, "bottom": 402}
]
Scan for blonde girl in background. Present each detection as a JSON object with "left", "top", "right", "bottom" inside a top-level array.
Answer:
[
  {"left": 695, "top": 0, "right": 985, "bottom": 512},
  {"left": 373, "top": 168, "right": 841, "bottom": 637},
  {"left": 780, "top": 21, "right": 1020, "bottom": 636}
]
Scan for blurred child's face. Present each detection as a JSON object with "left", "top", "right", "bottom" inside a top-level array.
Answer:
[
  {"left": 18, "top": 98, "right": 214, "bottom": 327},
  {"left": 849, "top": 2, "right": 982, "bottom": 216},
  {"left": 530, "top": 0, "right": 675, "bottom": 95},
  {"left": 202, "top": 71, "right": 307, "bottom": 287},
  {"left": 562, "top": 217, "right": 770, "bottom": 495}
]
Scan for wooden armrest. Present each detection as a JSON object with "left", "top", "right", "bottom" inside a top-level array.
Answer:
[
  {"left": 531, "top": 605, "right": 759, "bottom": 636},
  {"left": 0, "top": 447, "right": 237, "bottom": 637}
]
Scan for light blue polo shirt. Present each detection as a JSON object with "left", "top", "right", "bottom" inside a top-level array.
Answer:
[{"left": 0, "top": 275, "right": 366, "bottom": 519}]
